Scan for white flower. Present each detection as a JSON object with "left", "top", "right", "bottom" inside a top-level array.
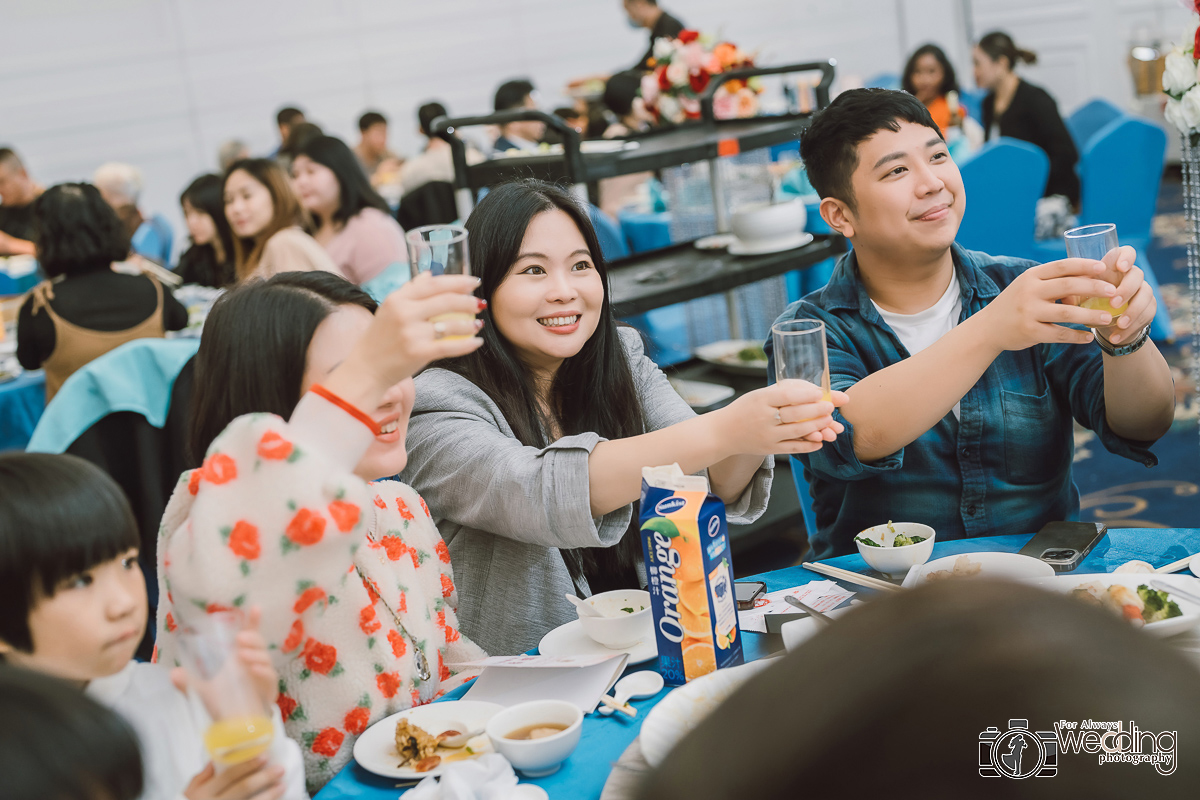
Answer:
[
  {"left": 657, "top": 94, "right": 683, "bottom": 124},
  {"left": 1182, "top": 16, "right": 1199, "bottom": 53},
  {"left": 1165, "top": 97, "right": 1190, "bottom": 135},
  {"left": 1164, "top": 49, "right": 1197, "bottom": 96},
  {"left": 1182, "top": 85, "right": 1200, "bottom": 131},
  {"left": 666, "top": 60, "right": 689, "bottom": 88},
  {"left": 652, "top": 37, "right": 675, "bottom": 62}
]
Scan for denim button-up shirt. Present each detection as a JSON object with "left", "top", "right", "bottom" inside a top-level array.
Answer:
[{"left": 767, "top": 244, "right": 1158, "bottom": 560}]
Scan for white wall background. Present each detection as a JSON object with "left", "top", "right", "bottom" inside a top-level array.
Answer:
[{"left": 0, "top": 0, "right": 1189, "bottom": 256}]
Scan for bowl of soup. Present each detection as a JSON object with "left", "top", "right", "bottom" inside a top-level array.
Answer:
[
  {"left": 485, "top": 700, "right": 583, "bottom": 776},
  {"left": 577, "top": 589, "right": 653, "bottom": 649}
]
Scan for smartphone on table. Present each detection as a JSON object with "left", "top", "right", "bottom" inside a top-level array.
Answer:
[
  {"left": 1017, "top": 521, "right": 1108, "bottom": 572},
  {"left": 735, "top": 580, "right": 767, "bottom": 610}
]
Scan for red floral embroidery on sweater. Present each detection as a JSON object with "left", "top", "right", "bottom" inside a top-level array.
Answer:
[
  {"left": 359, "top": 605, "right": 381, "bottom": 635},
  {"left": 256, "top": 431, "right": 293, "bottom": 460},
  {"left": 343, "top": 706, "right": 370, "bottom": 735},
  {"left": 312, "top": 727, "right": 344, "bottom": 757},
  {"left": 328, "top": 500, "right": 360, "bottom": 533},
  {"left": 282, "top": 620, "right": 305, "bottom": 653},
  {"left": 293, "top": 587, "right": 327, "bottom": 614},
  {"left": 202, "top": 453, "right": 237, "bottom": 485},
  {"left": 286, "top": 508, "right": 326, "bottom": 546},
  {"left": 228, "top": 521, "right": 261, "bottom": 560},
  {"left": 302, "top": 638, "right": 338, "bottom": 675}
]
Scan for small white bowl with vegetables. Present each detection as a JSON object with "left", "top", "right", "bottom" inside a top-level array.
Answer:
[{"left": 855, "top": 521, "right": 936, "bottom": 578}]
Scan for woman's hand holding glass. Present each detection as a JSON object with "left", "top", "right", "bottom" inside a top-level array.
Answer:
[
  {"left": 324, "top": 273, "right": 485, "bottom": 409},
  {"left": 714, "top": 381, "right": 848, "bottom": 456}
]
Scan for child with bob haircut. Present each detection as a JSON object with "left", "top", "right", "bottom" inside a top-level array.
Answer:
[{"left": 0, "top": 452, "right": 308, "bottom": 800}]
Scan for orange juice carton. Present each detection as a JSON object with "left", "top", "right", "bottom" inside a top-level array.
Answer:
[{"left": 639, "top": 464, "right": 743, "bottom": 685}]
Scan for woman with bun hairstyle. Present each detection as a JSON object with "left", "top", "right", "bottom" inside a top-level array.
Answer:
[{"left": 974, "top": 31, "right": 1079, "bottom": 212}]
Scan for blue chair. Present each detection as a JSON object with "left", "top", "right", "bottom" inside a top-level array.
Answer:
[
  {"left": 958, "top": 89, "right": 986, "bottom": 124},
  {"left": 1032, "top": 116, "right": 1173, "bottom": 341},
  {"left": 956, "top": 138, "right": 1049, "bottom": 262},
  {"left": 132, "top": 213, "right": 174, "bottom": 265},
  {"left": 1066, "top": 98, "right": 1124, "bottom": 152},
  {"left": 360, "top": 261, "right": 410, "bottom": 303},
  {"left": 865, "top": 72, "right": 901, "bottom": 90},
  {"left": 587, "top": 205, "right": 630, "bottom": 262}
]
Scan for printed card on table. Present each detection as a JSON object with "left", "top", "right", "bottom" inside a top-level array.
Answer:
[
  {"left": 454, "top": 654, "right": 629, "bottom": 712},
  {"left": 736, "top": 580, "right": 855, "bottom": 633}
]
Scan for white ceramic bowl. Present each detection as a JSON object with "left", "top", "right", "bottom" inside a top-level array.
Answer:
[
  {"left": 485, "top": 700, "right": 583, "bottom": 777},
  {"left": 729, "top": 199, "right": 806, "bottom": 246},
  {"left": 577, "top": 589, "right": 653, "bottom": 649},
  {"left": 855, "top": 523, "right": 936, "bottom": 578}
]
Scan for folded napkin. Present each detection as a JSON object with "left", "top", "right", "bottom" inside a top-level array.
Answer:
[{"left": 406, "top": 754, "right": 548, "bottom": 800}]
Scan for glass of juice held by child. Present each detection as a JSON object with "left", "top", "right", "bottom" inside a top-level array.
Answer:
[
  {"left": 639, "top": 465, "right": 743, "bottom": 686},
  {"left": 177, "top": 612, "right": 274, "bottom": 767},
  {"left": 405, "top": 224, "right": 475, "bottom": 340}
]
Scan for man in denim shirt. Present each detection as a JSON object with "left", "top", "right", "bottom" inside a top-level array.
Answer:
[{"left": 769, "top": 90, "right": 1174, "bottom": 559}]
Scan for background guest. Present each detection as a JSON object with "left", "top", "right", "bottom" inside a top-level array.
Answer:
[
  {"left": 354, "top": 110, "right": 402, "bottom": 187},
  {"left": 398, "top": 101, "right": 484, "bottom": 197},
  {"left": 554, "top": 106, "right": 588, "bottom": 135},
  {"left": 92, "top": 162, "right": 174, "bottom": 265},
  {"left": 0, "top": 147, "right": 43, "bottom": 256},
  {"left": 216, "top": 138, "right": 250, "bottom": 172},
  {"left": 637, "top": 580, "right": 1200, "bottom": 798},
  {"left": 0, "top": 665, "right": 144, "bottom": 800},
  {"left": 292, "top": 135, "right": 406, "bottom": 285},
  {"left": 273, "top": 105, "right": 305, "bottom": 157},
  {"left": 276, "top": 121, "right": 324, "bottom": 171},
  {"left": 17, "top": 183, "right": 188, "bottom": 400},
  {"left": 223, "top": 157, "right": 339, "bottom": 280},
  {"left": 974, "top": 30, "right": 1079, "bottom": 234},
  {"left": 492, "top": 79, "right": 544, "bottom": 154},
  {"left": 623, "top": 0, "right": 685, "bottom": 71},
  {"left": 175, "top": 174, "right": 236, "bottom": 289},
  {"left": 901, "top": 43, "right": 962, "bottom": 134},
  {"left": 602, "top": 70, "right": 657, "bottom": 138}
]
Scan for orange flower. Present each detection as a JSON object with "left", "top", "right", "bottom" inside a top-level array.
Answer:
[
  {"left": 205, "top": 603, "right": 233, "bottom": 615},
  {"left": 380, "top": 536, "right": 408, "bottom": 562},
  {"left": 293, "top": 587, "right": 327, "bottom": 614},
  {"left": 302, "top": 638, "right": 337, "bottom": 675},
  {"left": 187, "top": 470, "right": 202, "bottom": 495},
  {"left": 435, "top": 541, "right": 451, "bottom": 564},
  {"left": 228, "top": 521, "right": 260, "bottom": 560},
  {"left": 440, "top": 573, "right": 455, "bottom": 599},
  {"left": 376, "top": 671, "right": 401, "bottom": 698},
  {"left": 438, "top": 652, "right": 450, "bottom": 682},
  {"left": 713, "top": 42, "right": 740, "bottom": 69},
  {"left": 256, "top": 430, "right": 293, "bottom": 460},
  {"left": 164, "top": 612, "right": 177, "bottom": 633},
  {"left": 373, "top": 495, "right": 386, "bottom": 509},
  {"left": 395, "top": 498, "right": 415, "bottom": 521},
  {"left": 201, "top": 453, "right": 237, "bottom": 485},
  {"left": 397, "top": 591, "right": 408, "bottom": 613},
  {"left": 361, "top": 577, "right": 381, "bottom": 604},
  {"left": 419, "top": 497, "right": 431, "bottom": 518},
  {"left": 387, "top": 629, "right": 407, "bottom": 658},
  {"left": 328, "top": 500, "right": 360, "bottom": 533},
  {"left": 359, "top": 605, "right": 381, "bottom": 635},
  {"left": 282, "top": 619, "right": 304, "bottom": 653},
  {"left": 286, "top": 508, "right": 326, "bottom": 546},
  {"left": 312, "top": 727, "right": 344, "bottom": 757},
  {"left": 343, "top": 706, "right": 370, "bottom": 735},
  {"left": 276, "top": 693, "right": 299, "bottom": 721}
]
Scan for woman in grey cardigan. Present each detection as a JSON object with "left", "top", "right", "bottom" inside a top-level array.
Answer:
[{"left": 402, "top": 180, "right": 848, "bottom": 655}]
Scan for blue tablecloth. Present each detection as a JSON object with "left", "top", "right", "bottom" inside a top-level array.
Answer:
[
  {"left": 315, "top": 528, "right": 1200, "bottom": 799},
  {"left": 0, "top": 370, "right": 46, "bottom": 451}
]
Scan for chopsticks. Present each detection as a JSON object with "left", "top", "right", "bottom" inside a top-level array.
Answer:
[
  {"left": 1155, "top": 555, "right": 1196, "bottom": 574},
  {"left": 801, "top": 561, "right": 900, "bottom": 592},
  {"left": 597, "top": 694, "right": 637, "bottom": 718}
]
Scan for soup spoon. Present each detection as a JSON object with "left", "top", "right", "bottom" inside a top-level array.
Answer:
[
  {"left": 436, "top": 723, "right": 483, "bottom": 749},
  {"left": 565, "top": 593, "right": 604, "bottom": 618},
  {"left": 598, "top": 670, "right": 666, "bottom": 716}
]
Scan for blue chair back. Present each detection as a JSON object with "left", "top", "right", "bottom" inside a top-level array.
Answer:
[
  {"left": 865, "top": 72, "right": 901, "bottom": 90},
  {"left": 958, "top": 89, "right": 986, "bottom": 123},
  {"left": 587, "top": 204, "right": 630, "bottom": 261},
  {"left": 1067, "top": 98, "right": 1124, "bottom": 152},
  {"left": 1078, "top": 116, "right": 1166, "bottom": 243},
  {"left": 956, "top": 138, "right": 1049, "bottom": 260}
]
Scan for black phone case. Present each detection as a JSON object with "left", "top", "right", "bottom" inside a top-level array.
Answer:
[{"left": 1017, "top": 522, "right": 1108, "bottom": 572}]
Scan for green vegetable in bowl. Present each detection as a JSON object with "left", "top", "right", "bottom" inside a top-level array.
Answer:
[
  {"left": 621, "top": 607, "right": 635, "bottom": 614},
  {"left": 891, "top": 533, "right": 927, "bottom": 547},
  {"left": 1138, "top": 585, "right": 1183, "bottom": 623},
  {"left": 856, "top": 536, "right": 882, "bottom": 548},
  {"left": 737, "top": 344, "right": 767, "bottom": 363}
]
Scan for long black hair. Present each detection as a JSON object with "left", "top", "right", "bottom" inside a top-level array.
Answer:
[
  {"left": 294, "top": 135, "right": 391, "bottom": 229},
  {"left": 901, "top": 44, "right": 959, "bottom": 98},
  {"left": 177, "top": 173, "right": 236, "bottom": 288},
  {"left": 438, "top": 179, "right": 646, "bottom": 593},
  {"left": 188, "top": 271, "right": 377, "bottom": 465},
  {"left": 0, "top": 665, "right": 145, "bottom": 800}
]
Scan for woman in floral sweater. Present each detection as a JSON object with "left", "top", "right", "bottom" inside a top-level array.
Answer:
[{"left": 155, "top": 271, "right": 488, "bottom": 791}]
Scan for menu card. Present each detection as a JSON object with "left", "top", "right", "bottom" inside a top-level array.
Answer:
[
  {"left": 736, "top": 581, "right": 855, "bottom": 633},
  {"left": 453, "top": 654, "right": 629, "bottom": 713}
]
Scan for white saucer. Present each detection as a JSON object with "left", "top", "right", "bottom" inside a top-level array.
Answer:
[
  {"left": 727, "top": 232, "right": 814, "bottom": 256},
  {"left": 693, "top": 234, "right": 739, "bottom": 250},
  {"left": 538, "top": 619, "right": 657, "bottom": 665}
]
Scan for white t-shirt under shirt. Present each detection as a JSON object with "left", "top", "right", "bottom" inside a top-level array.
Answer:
[{"left": 872, "top": 270, "right": 963, "bottom": 420}]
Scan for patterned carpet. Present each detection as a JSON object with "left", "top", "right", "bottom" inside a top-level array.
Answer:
[{"left": 1072, "top": 170, "right": 1200, "bottom": 529}]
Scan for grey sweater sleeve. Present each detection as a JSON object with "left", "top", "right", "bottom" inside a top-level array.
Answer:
[{"left": 403, "top": 370, "right": 633, "bottom": 549}]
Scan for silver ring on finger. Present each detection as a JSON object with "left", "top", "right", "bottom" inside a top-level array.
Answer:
[{"left": 433, "top": 321, "right": 447, "bottom": 339}]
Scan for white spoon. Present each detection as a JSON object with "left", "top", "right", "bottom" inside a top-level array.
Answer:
[
  {"left": 598, "top": 670, "right": 665, "bottom": 716},
  {"left": 436, "top": 722, "right": 482, "bottom": 749},
  {"left": 565, "top": 593, "right": 604, "bottom": 618}
]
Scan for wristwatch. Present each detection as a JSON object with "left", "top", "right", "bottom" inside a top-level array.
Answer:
[{"left": 1095, "top": 325, "right": 1150, "bottom": 357}]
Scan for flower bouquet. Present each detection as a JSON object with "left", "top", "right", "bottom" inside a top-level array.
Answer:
[
  {"left": 638, "top": 30, "right": 760, "bottom": 124},
  {"left": 1162, "top": 7, "right": 1200, "bottom": 135}
]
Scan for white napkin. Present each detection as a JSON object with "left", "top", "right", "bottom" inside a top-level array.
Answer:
[{"left": 405, "top": 754, "right": 549, "bottom": 800}]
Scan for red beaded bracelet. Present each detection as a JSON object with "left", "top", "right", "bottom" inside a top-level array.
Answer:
[{"left": 309, "top": 384, "right": 381, "bottom": 436}]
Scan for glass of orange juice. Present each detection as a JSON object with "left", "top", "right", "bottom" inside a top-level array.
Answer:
[
  {"left": 406, "top": 224, "right": 474, "bottom": 340},
  {"left": 178, "top": 612, "right": 274, "bottom": 767},
  {"left": 1064, "top": 223, "right": 1127, "bottom": 323},
  {"left": 771, "top": 318, "right": 830, "bottom": 401}
]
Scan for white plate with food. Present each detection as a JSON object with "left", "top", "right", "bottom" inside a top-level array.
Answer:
[
  {"left": 901, "top": 552, "right": 1054, "bottom": 589},
  {"left": 352, "top": 700, "right": 503, "bottom": 779},
  {"left": 639, "top": 659, "right": 774, "bottom": 768},
  {"left": 538, "top": 619, "right": 657, "bottom": 665},
  {"left": 668, "top": 377, "right": 735, "bottom": 409},
  {"left": 693, "top": 339, "right": 769, "bottom": 377},
  {"left": 727, "top": 232, "right": 813, "bottom": 256},
  {"left": 1022, "top": 573, "right": 1200, "bottom": 638}
]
